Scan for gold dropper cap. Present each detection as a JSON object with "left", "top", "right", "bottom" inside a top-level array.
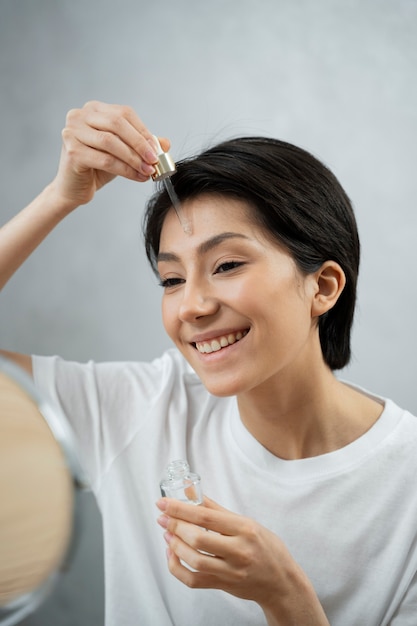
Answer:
[{"left": 151, "top": 136, "right": 176, "bottom": 181}]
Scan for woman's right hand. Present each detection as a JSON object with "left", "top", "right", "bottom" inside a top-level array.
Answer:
[
  {"left": 51, "top": 100, "right": 170, "bottom": 211},
  {"left": 0, "top": 101, "right": 169, "bottom": 292}
]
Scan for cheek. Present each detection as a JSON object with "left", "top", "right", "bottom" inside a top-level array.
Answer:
[
  {"left": 267, "top": 279, "right": 312, "bottom": 334},
  {"left": 218, "top": 280, "right": 255, "bottom": 308},
  {"left": 161, "top": 297, "right": 180, "bottom": 342}
]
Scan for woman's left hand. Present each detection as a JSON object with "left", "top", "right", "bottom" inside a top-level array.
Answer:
[{"left": 156, "top": 496, "right": 329, "bottom": 625}]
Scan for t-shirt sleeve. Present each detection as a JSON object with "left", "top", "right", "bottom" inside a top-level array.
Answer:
[{"left": 32, "top": 352, "right": 186, "bottom": 493}]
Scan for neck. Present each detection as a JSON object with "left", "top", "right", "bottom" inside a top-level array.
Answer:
[{"left": 236, "top": 361, "right": 382, "bottom": 460}]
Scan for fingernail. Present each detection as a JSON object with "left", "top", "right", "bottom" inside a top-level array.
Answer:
[
  {"left": 141, "top": 163, "right": 155, "bottom": 176},
  {"left": 164, "top": 531, "right": 173, "bottom": 544},
  {"left": 145, "top": 139, "right": 159, "bottom": 163},
  {"left": 145, "top": 151, "right": 158, "bottom": 165},
  {"left": 156, "top": 498, "right": 168, "bottom": 511},
  {"left": 166, "top": 547, "right": 173, "bottom": 559},
  {"left": 157, "top": 514, "right": 169, "bottom": 529}
]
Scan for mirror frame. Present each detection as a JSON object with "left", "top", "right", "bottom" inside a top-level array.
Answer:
[{"left": 0, "top": 355, "right": 89, "bottom": 626}]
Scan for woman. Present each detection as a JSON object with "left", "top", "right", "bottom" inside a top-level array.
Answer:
[{"left": 1, "top": 101, "right": 416, "bottom": 625}]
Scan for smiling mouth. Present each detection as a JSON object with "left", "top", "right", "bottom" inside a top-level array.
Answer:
[{"left": 193, "top": 329, "right": 249, "bottom": 354}]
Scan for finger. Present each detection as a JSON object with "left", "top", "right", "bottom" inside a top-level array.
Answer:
[
  {"left": 67, "top": 102, "right": 158, "bottom": 163},
  {"left": 165, "top": 530, "right": 227, "bottom": 576},
  {"left": 66, "top": 109, "right": 157, "bottom": 174},
  {"left": 62, "top": 134, "right": 151, "bottom": 182},
  {"left": 157, "top": 498, "right": 240, "bottom": 536},
  {"left": 157, "top": 136, "right": 171, "bottom": 153},
  {"left": 82, "top": 102, "right": 172, "bottom": 162},
  {"left": 166, "top": 541, "right": 234, "bottom": 591},
  {"left": 166, "top": 547, "right": 211, "bottom": 588},
  {"left": 67, "top": 123, "right": 156, "bottom": 177},
  {"left": 166, "top": 538, "right": 253, "bottom": 594},
  {"left": 164, "top": 517, "right": 235, "bottom": 560},
  {"left": 82, "top": 100, "right": 155, "bottom": 144},
  {"left": 83, "top": 109, "right": 159, "bottom": 165}
]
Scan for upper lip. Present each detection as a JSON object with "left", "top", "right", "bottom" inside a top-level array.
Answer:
[{"left": 188, "top": 327, "right": 249, "bottom": 345}]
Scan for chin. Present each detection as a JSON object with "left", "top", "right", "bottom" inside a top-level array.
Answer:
[
  {"left": 179, "top": 347, "right": 252, "bottom": 396},
  {"left": 198, "top": 373, "right": 248, "bottom": 398}
]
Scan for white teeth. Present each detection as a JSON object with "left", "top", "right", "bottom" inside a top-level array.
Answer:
[{"left": 196, "top": 330, "right": 248, "bottom": 354}]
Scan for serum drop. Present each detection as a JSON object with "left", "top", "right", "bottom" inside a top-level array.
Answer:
[{"left": 160, "top": 460, "right": 203, "bottom": 505}]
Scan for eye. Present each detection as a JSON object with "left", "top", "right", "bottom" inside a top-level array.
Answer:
[
  {"left": 215, "top": 261, "right": 244, "bottom": 274},
  {"left": 158, "top": 277, "right": 185, "bottom": 289}
]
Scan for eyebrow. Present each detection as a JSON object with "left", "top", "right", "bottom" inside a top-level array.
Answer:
[{"left": 157, "top": 232, "right": 251, "bottom": 263}]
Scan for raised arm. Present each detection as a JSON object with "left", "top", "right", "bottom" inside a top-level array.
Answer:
[{"left": 0, "top": 101, "right": 168, "bottom": 373}]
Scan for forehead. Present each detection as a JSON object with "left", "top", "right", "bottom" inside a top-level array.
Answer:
[{"left": 159, "top": 194, "right": 259, "bottom": 248}]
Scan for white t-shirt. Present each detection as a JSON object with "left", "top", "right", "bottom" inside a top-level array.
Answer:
[{"left": 32, "top": 348, "right": 417, "bottom": 626}]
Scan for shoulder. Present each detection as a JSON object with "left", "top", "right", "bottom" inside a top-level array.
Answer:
[
  {"left": 32, "top": 347, "right": 204, "bottom": 404},
  {"left": 100, "top": 348, "right": 201, "bottom": 392},
  {"left": 342, "top": 379, "right": 417, "bottom": 430}
]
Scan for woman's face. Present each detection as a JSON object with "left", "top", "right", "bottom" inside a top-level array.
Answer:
[{"left": 158, "top": 194, "right": 321, "bottom": 397}]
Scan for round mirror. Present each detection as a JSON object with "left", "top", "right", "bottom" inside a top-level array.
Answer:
[{"left": 0, "top": 355, "right": 88, "bottom": 626}]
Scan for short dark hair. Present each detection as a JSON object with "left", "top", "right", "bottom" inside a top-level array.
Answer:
[{"left": 144, "top": 137, "right": 360, "bottom": 370}]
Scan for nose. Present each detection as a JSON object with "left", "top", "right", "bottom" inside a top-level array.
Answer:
[{"left": 178, "top": 280, "right": 219, "bottom": 323}]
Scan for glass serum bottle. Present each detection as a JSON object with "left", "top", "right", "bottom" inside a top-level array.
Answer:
[{"left": 159, "top": 460, "right": 203, "bottom": 505}]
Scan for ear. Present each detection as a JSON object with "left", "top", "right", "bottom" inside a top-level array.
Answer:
[{"left": 311, "top": 261, "right": 346, "bottom": 318}]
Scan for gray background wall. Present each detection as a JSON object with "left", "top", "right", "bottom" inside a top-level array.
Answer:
[{"left": 1, "top": 1, "right": 416, "bottom": 624}]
